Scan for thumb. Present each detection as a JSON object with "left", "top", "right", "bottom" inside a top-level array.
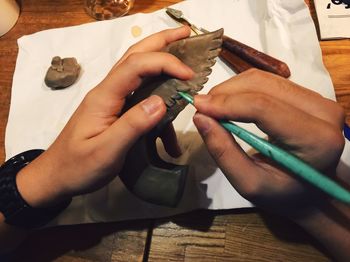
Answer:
[
  {"left": 193, "top": 113, "right": 263, "bottom": 196},
  {"left": 96, "top": 95, "right": 166, "bottom": 157}
]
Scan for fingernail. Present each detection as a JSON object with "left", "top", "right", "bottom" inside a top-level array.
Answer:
[
  {"left": 178, "top": 65, "right": 194, "bottom": 78},
  {"left": 194, "top": 95, "right": 212, "bottom": 105},
  {"left": 193, "top": 113, "right": 212, "bottom": 135},
  {"left": 185, "top": 66, "right": 194, "bottom": 76},
  {"left": 141, "top": 95, "right": 163, "bottom": 115}
]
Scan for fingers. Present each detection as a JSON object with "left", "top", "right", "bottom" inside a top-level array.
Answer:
[
  {"left": 208, "top": 69, "right": 344, "bottom": 129},
  {"left": 115, "top": 26, "right": 191, "bottom": 66},
  {"left": 107, "top": 52, "right": 193, "bottom": 98},
  {"left": 95, "top": 95, "right": 166, "bottom": 159},
  {"left": 84, "top": 27, "right": 193, "bottom": 118},
  {"left": 97, "top": 99, "right": 182, "bottom": 159},
  {"left": 193, "top": 112, "right": 330, "bottom": 208},
  {"left": 194, "top": 92, "right": 344, "bottom": 168},
  {"left": 193, "top": 112, "right": 311, "bottom": 207},
  {"left": 194, "top": 92, "right": 322, "bottom": 138},
  {"left": 193, "top": 113, "right": 264, "bottom": 197},
  {"left": 104, "top": 52, "right": 193, "bottom": 96},
  {"left": 92, "top": 52, "right": 193, "bottom": 114}
]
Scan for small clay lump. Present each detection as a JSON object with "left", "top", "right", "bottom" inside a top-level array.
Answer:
[{"left": 45, "top": 56, "right": 80, "bottom": 89}]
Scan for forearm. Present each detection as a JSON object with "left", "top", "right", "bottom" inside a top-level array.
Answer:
[
  {"left": 293, "top": 201, "right": 350, "bottom": 261},
  {"left": 291, "top": 145, "right": 350, "bottom": 261}
]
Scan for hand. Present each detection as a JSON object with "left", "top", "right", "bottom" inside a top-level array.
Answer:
[
  {"left": 193, "top": 69, "right": 350, "bottom": 259},
  {"left": 15, "top": 26, "right": 193, "bottom": 208},
  {"left": 193, "top": 68, "right": 345, "bottom": 215}
]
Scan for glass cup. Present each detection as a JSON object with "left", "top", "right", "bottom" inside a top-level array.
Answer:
[
  {"left": 85, "top": 0, "right": 135, "bottom": 20},
  {"left": 0, "top": 0, "right": 20, "bottom": 37}
]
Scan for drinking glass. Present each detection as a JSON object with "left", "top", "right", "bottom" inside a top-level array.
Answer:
[
  {"left": 85, "top": 0, "right": 135, "bottom": 20},
  {"left": 0, "top": 0, "right": 20, "bottom": 36}
]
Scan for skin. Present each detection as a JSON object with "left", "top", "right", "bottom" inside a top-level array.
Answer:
[
  {"left": 0, "top": 26, "right": 193, "bottom": 253},
  {"left": 192, "top": 69, "right": 350, "bottom": 261},
  {"left": 0, "top": 27, "right": 348, "bottom": 259}
]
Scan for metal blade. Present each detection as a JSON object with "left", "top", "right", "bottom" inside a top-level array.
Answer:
[{"left": 165, "top": 7, "right": 204, "bottom": 35}]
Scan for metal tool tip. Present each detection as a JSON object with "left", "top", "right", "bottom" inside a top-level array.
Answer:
[{"left": 165, "top": 7, "right": 183, "bottom": 19}]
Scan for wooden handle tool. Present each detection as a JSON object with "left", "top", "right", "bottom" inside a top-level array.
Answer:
[
  {"left": 166, "top": 7, "right": 291, "bottom": 78},
  {"left": 222, "top": 35, "right": 291, "bottom": 78}
]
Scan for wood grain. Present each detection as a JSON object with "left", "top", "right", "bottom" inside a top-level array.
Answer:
[
  {"left": 149, "top": 210, "right": 329, "bottom": 262},
  {"left": 306, "top": 0, "right": 350, "bottom": 124},
  {"left": 0, "top": 0, "right": 348, "bottom": 261}
]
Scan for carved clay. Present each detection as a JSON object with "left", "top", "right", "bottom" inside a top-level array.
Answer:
[
  {"left": 45, "top": 56, "right": 80, "bottom": 89},
  {"left": 119, "top": 29, "right": 224, "bottom": 207}
]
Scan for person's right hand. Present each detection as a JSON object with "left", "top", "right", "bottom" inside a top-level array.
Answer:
[
  {"left": 193, "top": 69, "right": 350, "bottom": 259},
  {"left": 193, "top": 69, "right": 346, "bottom": 215}
]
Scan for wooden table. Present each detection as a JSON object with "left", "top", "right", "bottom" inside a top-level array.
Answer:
[{"left": 0, "top": 0, "right": 348, "bottom": 261}]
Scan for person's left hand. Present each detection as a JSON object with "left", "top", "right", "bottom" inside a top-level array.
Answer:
[{"left": 16, "top": 26, "right": 193, "bottom": 208}]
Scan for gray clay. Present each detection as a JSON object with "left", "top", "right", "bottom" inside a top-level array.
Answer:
[
  {"left": 119, "top": 29, "right": 224, "bottom": 207},
  {"left": 44, "top": 56, "right": 80, "bottom": 89}
]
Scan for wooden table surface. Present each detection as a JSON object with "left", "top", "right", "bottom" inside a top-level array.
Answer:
[{"left": 0, "top": 0, "right": 349, "bottom": 261}]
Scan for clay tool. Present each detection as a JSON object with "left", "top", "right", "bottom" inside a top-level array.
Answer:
[
  {"left": 178, "top": 91, "right": 350, "bottom": 205},
  {"left": 165, "top": 7, "right": 203, "bottom": 35},
  {"left": 166, "top": 7, "right": 290, "bottom": 78}
]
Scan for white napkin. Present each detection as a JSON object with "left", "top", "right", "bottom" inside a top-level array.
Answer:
[
  {"left": 7, "top": 0, "right": 335, "bottom": 225},
  {"left": 314, "top": 0, "right": 350, "bottom": 39}
]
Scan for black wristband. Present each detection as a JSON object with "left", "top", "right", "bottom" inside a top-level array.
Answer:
[{"left": 0, "top": 150, "right": 71, "bottom": 229}]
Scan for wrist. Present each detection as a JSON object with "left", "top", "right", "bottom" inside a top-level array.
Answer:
[
  {"left": 16, "top": 151, "right": 71, "bottom": 208},
  {"left": 0, "top": 150, "right": 71, "bottom": 229}
]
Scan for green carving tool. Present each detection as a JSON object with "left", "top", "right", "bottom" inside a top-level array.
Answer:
[{"left": 178, "top": 91, "right": 350, "bottom": 205}]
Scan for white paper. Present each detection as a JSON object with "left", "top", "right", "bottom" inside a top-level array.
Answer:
[
  {"left": 314, "top": 0, "right": 350, "bottom": 39},
  {"left": 6, "top": 0, "right": 336, "bottom": 226}
]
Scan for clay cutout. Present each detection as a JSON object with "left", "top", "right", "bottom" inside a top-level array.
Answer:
[
  {"left": 119, "top": 28, "right": 223, "bottom": 207},
  {"left": 45, "top": 56, "right": 80, "bottom": 89}
]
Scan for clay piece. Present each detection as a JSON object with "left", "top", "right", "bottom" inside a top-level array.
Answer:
[
  {"left": 119, "top": 28, "right": 223, "bottom": 207},
  {"left": 44, "top": 56, "right": 80, "bottom": 89}
]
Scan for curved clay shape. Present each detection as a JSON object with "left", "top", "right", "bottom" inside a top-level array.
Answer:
[{"left": 119, "top": 29, "right": 223, "bottom": 207}]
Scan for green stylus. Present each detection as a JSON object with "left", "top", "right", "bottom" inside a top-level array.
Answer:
[{"left": 178, "top": 91, "right": 350, "bottom": 205}]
